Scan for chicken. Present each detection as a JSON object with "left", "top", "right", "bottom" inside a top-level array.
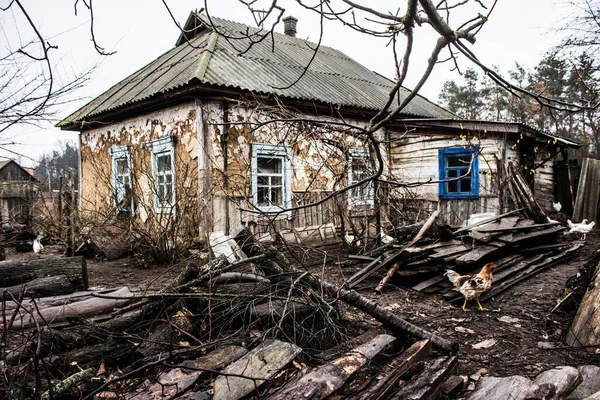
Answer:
[
  {"left": 552, "top": 202, "right": 562, "bottom": 213},
  {"left": 565, "top": 219, "right": 595, "bottom": 239},
  {"left": 33, "top": 232, "right": 44, "bottom": 254},
  {"left": 445, "top": 262, "right": 496, "bottom": 312}
]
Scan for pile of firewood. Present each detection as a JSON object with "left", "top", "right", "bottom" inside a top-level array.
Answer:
[
  {"left": 343, "top": 163, "right": 583, "bottom": 297},
  {"left": 345, "top": 208, "right": 583, "bottom": 302},
  {"left": 2, "top": 229, "right": 467, "bottom": 399}
]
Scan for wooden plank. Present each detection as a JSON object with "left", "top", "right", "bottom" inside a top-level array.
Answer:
[
  {"left": 444, "top": 254, "right": 546, "bottom": 301},
  {"left": 413, "top": 275, "right": 448, "bottom": 292},
  {"left": 455, "top": 243, "right": 503, "bottom": 265},
  {"left": 354, "top": 340, "right": 431, "bottom": 400},
  {"left": 574, "top": 157, "right": 600, "bottom": 222},
  {"left": 476, "top": 221, "right": 559, "bottom": 234},
  {"left": 376, "top": 211, "right": 439, "bottom": 292},
  {"left": 212, "top": 340, "right": 302, "bottom": 400},
  {"left": 428, "top": 244, "right": 471, "bottom": 259},
  {"left": 451, "top": 208, "right": 524, "bottom": 237},
  {"left": 480, "top": 242, "right": 583, "bottom": 302},
  {"left": 502, "top": 225, "right": 564, "bottom": 244},
  {"left": 270, "top": 334, "right": 396, "bottom": 400},
  {"left": 390, "top": 356, "right": 458, "bottom": 400},
  {"left": 136, "top": 346, "right": 248, "bottom": 400}
]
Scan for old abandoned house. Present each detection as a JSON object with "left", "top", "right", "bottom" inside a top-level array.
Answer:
[
  {"left": 0, "top": 160, "right": 38, "bottom": 225},
  {"left": 58, "top": 11, "right": 579, "bottom": 245}
]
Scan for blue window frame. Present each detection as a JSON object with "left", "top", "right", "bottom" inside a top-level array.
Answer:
[{"left": 438, "top": 147, "right": 479, "bottom": 199}]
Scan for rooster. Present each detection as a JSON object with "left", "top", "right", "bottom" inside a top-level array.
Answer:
[
  {"left": 565, "top": 219, "right": 595, "bottom": 239},
  {"left": 445, "top": 263, "right": 496, "bottom": 312}
]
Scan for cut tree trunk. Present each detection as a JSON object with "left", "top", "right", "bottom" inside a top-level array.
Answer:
[
  {"left": 270, "top": 334, "right": 396, "bottom": 400},
  {"left": 11, "top": 286, "right": 133, "bottom": 329},
  {"left": 0, "top": 256, "right": 87, "bottom": 290},
  {"left": 1, "top": 275, "right": 74, "bottom": 298},
  {"left": 212, "top": 339, "right": 302, "bottom": 400},
  {"left": 567, "top": 259, "right": 600, "bottom": 347}
]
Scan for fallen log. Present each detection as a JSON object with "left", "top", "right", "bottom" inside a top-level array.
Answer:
[
  {"left": 234, "top": 229, "right": 458, "bottom": 355},
  {"left": 11, "top": 286, "right": 133, "bottom": 329},
  {"left": 41, "top": 368, "right": 95, "bottom": 400},
  {"left": 0, "top": 256, "right": 87, "bottom": 290},
  {"left": 270, "top": 334, "right": 396, "bottom": 400},
  {"left": 2, "top": 275, "right": 74, "bottom": 299},
  {"left": 567, "top": 257, "right": 600, "bottom": 347}
]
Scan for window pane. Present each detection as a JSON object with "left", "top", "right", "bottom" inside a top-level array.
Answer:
[
  {"left": 460, "top": 178, "right": 472, "bottom": 192},
  {"left": 257, "top": 176, "right": 268, "bottom": 186},
  {"left": 447, "top": 155, "right": 471, "bottom": 167},
  {"left": 258, "top": 157, "right": 282, "bottom": 174},
  {"left": 257, "top": 187, "right": 269, "bottom": 205},
  {"left": 271, "top": 187, "right": 282, "bottom": 205},
  {"left": 158, "top": 175, "right": 165, "bottom": 184},
  {"left": 157, "top": 154, "right": 172, "bottom": 172},
  {"left": 271, "top": 176, "right": 282, "bottom": 186},
  {"left": 448, "top": 180, "right": 458, "bottom": 193},
  {"left": 158, "top": 185, "right": 165, "bottom": 201},
  {"left": 116, "top": 159, "right": 128, "bottom": 175},
  {"left": 447, "top": 169, "right": 458, "bottom": 178}
]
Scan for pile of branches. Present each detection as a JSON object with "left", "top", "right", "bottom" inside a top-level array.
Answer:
[{"left": 1, "top": 229, "right": 456, "bottom": 399}]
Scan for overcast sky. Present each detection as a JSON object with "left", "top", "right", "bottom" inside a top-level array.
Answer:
[{"left": 1, "top": 0, "right": 569, "bottom": 167}]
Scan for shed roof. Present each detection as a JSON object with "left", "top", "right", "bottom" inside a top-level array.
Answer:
[
  {"left": 393, "top": 118, "right": 582, "bottom": 148},
  {"left": 58, "top": 13, "right": 452, "bottom": 129}
]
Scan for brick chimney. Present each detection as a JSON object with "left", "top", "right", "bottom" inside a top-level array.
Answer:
[{"left": 283, "top": 16, "right": 298, "bottom": 37}]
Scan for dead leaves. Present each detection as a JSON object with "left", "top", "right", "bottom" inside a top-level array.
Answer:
[{"left": 471, "top": 338, "right": 497, "bottom": 349}]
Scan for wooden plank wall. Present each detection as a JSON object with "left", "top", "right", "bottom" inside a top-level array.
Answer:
[
  {"left": 533, "top": 152, "right": 555, "bottom": 213},
  {"left": 573, "top": 158, "right": 600, "bottom": 222},
  {"left": 256, "top": 191, "right": 342, "bottom": 234},
  {"left": 389, "top": 133, "right": 506, "bottom": 226}
]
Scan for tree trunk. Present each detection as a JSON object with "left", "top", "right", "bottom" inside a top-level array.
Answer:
[
  {"left": 567, "top": 259, "right": 600, "bottom": 347},
  {"left": 270, "top": 334, "right": 395, "bottom": 400},
  {"left": 11, "top": 286, "right": 133, "bottom": 329},
  {"left": 0, "top": 256, "right": 87, "bottom": 290},
  {"left": 1, "top": 275, "right": 73, "bottom": 298}
]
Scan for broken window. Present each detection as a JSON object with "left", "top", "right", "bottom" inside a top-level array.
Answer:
[
  {"left": 438, "top": 147, "right": 479, "bottom": 199},
  {"left": 110, "top": 146, "right": 133, "bottom": 213},
  {"left": 348, "top": 147, "right": 374, "bottom": 207},
  {"left": 146, "top": 137, "right": 176, "bottom": 214},
  {"left": 252, "top": 143, "right": 291, "bottom": 218}
]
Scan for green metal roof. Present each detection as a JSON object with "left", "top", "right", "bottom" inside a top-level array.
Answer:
[{"left": 58, "top": 13, "right": 452, "bottom": 128}]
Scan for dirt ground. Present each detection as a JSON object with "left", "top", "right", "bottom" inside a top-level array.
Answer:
[{"left": 9, "top": 229, "right": 599, "bottom": 382}]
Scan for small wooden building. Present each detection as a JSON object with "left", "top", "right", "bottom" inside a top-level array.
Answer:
[
  {"left": 388, "top": 120, "right": 579, "bottom": 225},
  {"left": 0, "top": 160, "right": 38, "bottom": 225},
  {"left": 57, "top": 12, "right": 579, "bottom": 245}
]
